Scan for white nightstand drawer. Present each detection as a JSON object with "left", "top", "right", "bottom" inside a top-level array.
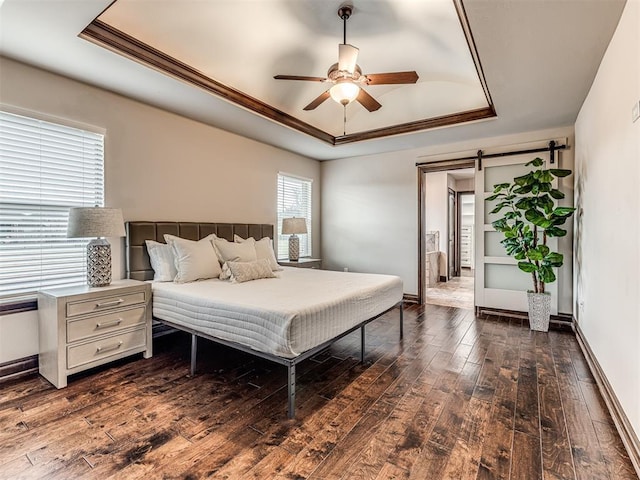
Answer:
[
  {"left": 66, "top": 291, "right": 146, "bottom": 318},
  {"left": 67, "top": 306, "right": 146, "bottom": 343},
  {"left": 67, "top": 327, "right": 146, "bottom": 369}
]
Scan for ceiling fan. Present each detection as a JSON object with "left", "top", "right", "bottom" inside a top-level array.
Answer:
[{"left": 274, "top": 5, "right": 419, "bottom": 112}]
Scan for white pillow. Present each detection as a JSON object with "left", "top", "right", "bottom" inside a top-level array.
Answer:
[
  {"left": 234, "top": 235, "right": 281, "bottom": 271},
  {"left": 212, "top": 236, "right": 258, "bottom": 264},
  {"left": 164, "top": 234, "right": 221, "bottom": 283},
  {"left": 145, "top": 240, "right": 177, "bottom": 282},
  {"left": 227, "top": 259, "right": 277, "bottom": 283}
]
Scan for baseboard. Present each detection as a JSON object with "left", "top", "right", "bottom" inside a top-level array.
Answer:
[
  {"left": 477, "top": 306, "right": 573, "bottom": 331},
  {"left": 402, "top": 294, "right": 419, "bottom": 304},
  {"left": 574, "top": 321, "right": 640, "bottom": 477},
  {"left": 0, "top": 355, "right": 38, "bottom": 383}
]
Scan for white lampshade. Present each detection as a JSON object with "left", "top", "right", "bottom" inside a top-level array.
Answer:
[
  {"left": 67, "top": 207, "right": 125, "bottom": 238},
  {"left": 282, "top": 217, "right": 307, "bottom": 235},
  {"left": 329, "top": 81, "right": 360, "bottom": 105},
  {"left": 67, "top": 207, "right": 124, "bottom": 287}
]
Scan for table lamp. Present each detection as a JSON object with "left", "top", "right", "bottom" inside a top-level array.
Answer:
[
  {"left": 282, "top": 217, "right": 307, "bottom": 261},
  {"left": 67, "top": 207, "right": 125, "bottom": 287}
]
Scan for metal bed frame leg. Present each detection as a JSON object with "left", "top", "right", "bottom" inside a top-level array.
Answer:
[
  {"left": 360, "top": 325, "right": 366, "bottom": 363},
  {"left": 190, "top": 334, "right": 197, "bottom": 376},
  {"left": 287, "top": 363, "right": 296, "bottom": 419},
  {"left": 400, "top": 301, "right": 404, "bottom": 339}
]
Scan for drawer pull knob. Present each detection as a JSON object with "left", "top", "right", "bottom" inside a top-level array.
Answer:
[
  {"left": 96, "top": 319, "right": 122, "bottom": 329},
  {"left": 96, "top": 299, "right": 125, "bottom": 308},
  {"left": 96, "top": 341, "right": 123, "bottom": 353}
]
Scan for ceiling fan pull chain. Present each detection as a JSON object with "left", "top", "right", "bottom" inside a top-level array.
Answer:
[{"left": 343, "top": 104, "right": 347, "bottom": 136}]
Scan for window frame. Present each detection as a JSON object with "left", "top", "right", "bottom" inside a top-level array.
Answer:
[
  {"left": 0, "top": 107, "right": 105, "bottom": 312},
  {"left": 276, "top": 172, "right": 313, "bottom": 260}
]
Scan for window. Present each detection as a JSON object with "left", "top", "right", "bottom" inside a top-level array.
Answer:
[
  {"left": 277, "top": 173, "right": 312, "bottom": 259},
  {"left": 0, "top": 110, "right": 105, "bottom": 298}
]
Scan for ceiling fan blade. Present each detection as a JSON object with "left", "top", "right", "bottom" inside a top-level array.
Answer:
[
  {"left": 338, "top": 44, "right": 359, "bottom": 74},
  {"left": 364, "top": 71, "right": 419, "bottom": 85},
  {"left": 303, "top": 90, "right": 331, "bottom": 111},
  {"left": 274, "top": 75, "right": 327, "bottom": 82},
  {"left": 356, "top": 89, "right": 382, "bottom": 112}
]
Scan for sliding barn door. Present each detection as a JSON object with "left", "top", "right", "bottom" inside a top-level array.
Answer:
[{"left": 475, "top": 152, "right": 559, "bottom": 315}]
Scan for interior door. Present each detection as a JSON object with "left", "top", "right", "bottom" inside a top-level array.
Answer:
[{"left": 475, "top": 152, "right": 559, "bottom": 314}]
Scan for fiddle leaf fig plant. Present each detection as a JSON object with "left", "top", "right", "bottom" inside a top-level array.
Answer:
[{"left": 487, "top": 157, "right": 575, "bottom": 294}]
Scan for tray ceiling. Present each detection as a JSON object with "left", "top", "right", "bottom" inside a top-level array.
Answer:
[{"left": 81, "top": 0, "right": 495, "bottom": 144}]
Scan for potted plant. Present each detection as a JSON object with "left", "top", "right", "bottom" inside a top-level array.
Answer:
[{"left": 487, "top": 157, "right": 575, "bottom": 331}]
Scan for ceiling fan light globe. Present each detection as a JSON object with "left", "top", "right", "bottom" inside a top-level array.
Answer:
[{"left": 329, "top": 82, "right": 360, "bottom": 105}]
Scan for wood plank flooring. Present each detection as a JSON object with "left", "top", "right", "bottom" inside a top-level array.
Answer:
[{"left": 0, "top": 304, "right": 637, "bottom": 479}]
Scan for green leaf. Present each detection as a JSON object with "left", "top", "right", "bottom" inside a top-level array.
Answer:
[
  {"left": 525, "top": 157, "right": 545, "bottom": 167},
  {"left": 552, "top": 207, "right": 576, "bottom": 217},
  {"left": 538, "top": 245, "right": 550, "bottom": 257},
  {"left": 514, "top": 174, "right": 530, "bottom": 186},
  {"left": 545, "top": 226, "right": 567, "bottom": 237},
  {"left": 516, "top": 198, "right": 533, "bottom": 210},
  {"left": 518, "top": 261, "right": 537, "bottom": 273},
  {"left": 544, "top": 252, "right": 564, "bottom": 267},
  {"left": 549, "top": 189, "right": 565, "bottom": 200},
  {"left": 540, "top": 171, "right": 554, "bottom": 183},
  {"left": 513, "top": 184, "right": 533, "bottom": 194},
  {"left": 525, "top": 208, "right": 545, "bottom": 225},
  {"left": 486, "top": 193, "right": 501, "bottom": 201},
  {"left": 527, "top": 249, "right": 544, "bottom": 261},
  {"left": 539, "top": 266, "right": 556, "bottom": 283},
  {"left": 493, "top": 183, "right": 511, "bottom": 192},
  {"left": 550, "top": 169, "right": 572, "bottom": 178}
]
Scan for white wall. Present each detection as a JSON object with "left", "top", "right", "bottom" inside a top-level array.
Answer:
[
  {"left": 0, "top": 57, "right": 320, "bottom": 363},
  {"left": 321, "top": 126, "right": 574, "bottom": 300},
  {"left": 574, "top": 0, "right": 639, "bottom": 439}
]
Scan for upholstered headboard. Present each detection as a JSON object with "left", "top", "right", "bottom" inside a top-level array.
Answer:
[{"left": 126, "top": 222, "right": 274, "bottom": 281}]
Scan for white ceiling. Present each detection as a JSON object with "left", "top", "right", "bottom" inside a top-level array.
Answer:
[{"left": 0, "top": 0, "right": 626, "bottom": 160}]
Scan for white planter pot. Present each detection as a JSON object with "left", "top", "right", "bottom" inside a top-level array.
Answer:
[{"left": 527, "top": 291, "right": 551, "bottom": 332}]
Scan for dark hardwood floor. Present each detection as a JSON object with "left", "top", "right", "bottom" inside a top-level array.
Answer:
[{"left": 0, "top": 305, "right": 637, "bottom": 479}]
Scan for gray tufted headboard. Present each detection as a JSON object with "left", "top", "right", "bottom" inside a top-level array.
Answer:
[{"left": 126, "top": 221, "right": 274, "bottom": 281}]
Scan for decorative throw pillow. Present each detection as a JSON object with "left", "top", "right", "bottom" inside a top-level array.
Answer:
[
  {"left": 212, "top": 236, "right": 258, "bottom": 264},
  {"left": 145, "top": 240, "right": 177, "bottom": 282},
  {"left": 234, "top": 234, "right": 281, "bottom": 271},
  {"left": 226, "top": 259, "right": 277, "bottom": 283},
  {"left": 164, "top": 234, "right": 221, "bottom": 283}
]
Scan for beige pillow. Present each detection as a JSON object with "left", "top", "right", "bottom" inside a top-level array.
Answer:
[
  {"left": 164, "top": 234, "right": 221, "bottom": 283},
  {"left": 227, "top": 259, "right": 277, "bottom": 283},
  {"left": 234, "top": 235, "right": 281, "bottom": 271},
  {"left": 212, "top": 236, "right": 257, "bottom": 263}
]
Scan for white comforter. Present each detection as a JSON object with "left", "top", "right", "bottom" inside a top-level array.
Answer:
[{"left": 151, "top": 267, "right": 403, "bottom": 358}]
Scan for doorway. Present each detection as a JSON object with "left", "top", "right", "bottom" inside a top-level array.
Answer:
[{"left": 419, "top": 165, "right": 475, "bottom": 309}]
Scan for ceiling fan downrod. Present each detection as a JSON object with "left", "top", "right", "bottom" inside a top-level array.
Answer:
[{"left": 338, "top": 5, "right": 353, "bottom": 44}]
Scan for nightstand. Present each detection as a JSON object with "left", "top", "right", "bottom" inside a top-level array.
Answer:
[
  {"left": 37, "top": 279, "right": 152, "bottom": 388},
  {"left": 278, "top": 258, "right": 322, "bottom": 269}
]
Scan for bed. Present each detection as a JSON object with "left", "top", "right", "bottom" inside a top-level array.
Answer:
[{"left": 126, "top": 221, "right": 403, "bottom": 418}]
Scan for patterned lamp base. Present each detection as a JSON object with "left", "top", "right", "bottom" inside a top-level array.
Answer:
[
  {"left": 288, "top": 234, "right": 300, "bottom": 261},
  {"left": 87, "top": 238, "right": 112, "bottom": 287}
]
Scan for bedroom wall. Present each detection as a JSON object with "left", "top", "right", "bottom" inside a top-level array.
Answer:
[
  {"left": 574, "top": 0, "right": 639, "bottom": 441},
  {"left": 321, "top": 125, "right": 575, "bottom": 301},
  {"left": 0, "top": 56, "right": 321, "bottom": 364}
]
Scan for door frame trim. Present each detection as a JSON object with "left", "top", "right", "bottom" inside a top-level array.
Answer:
[{"left": 417, "top": 159, "right": 476, "bottom": 305}]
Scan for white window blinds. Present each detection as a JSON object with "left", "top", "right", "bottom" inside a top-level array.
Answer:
[
  {"left": 277, "top": 173, "right": 312, "bottom": 259},
  {"left": 0, "top": 110, "right": 105, "bottom": 297}
]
